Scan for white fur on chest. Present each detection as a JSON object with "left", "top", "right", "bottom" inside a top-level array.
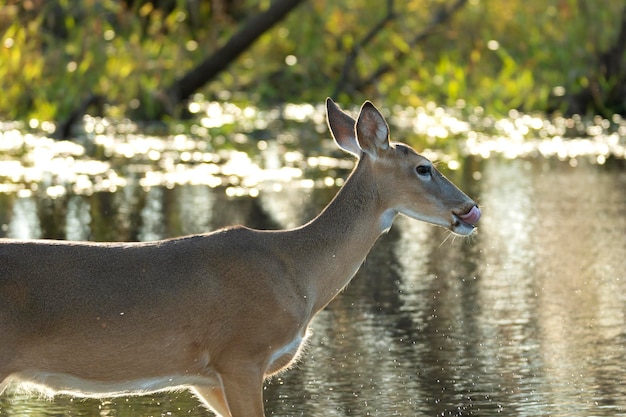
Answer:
[{"left": 267, "top": 331, "right": 309, "bottom": 374}]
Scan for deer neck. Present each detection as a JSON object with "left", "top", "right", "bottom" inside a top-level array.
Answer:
[{"left": 290, "top": 157, "right": 394, "bottom": 314}]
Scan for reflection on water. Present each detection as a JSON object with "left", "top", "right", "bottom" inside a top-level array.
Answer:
[{"left": 1, "top": 151, "right": 626, "bottom": 416}]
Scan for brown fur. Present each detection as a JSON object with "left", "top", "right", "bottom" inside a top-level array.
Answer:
[{"left": 0, "top": 99, "right": 479, "bottom": 416}]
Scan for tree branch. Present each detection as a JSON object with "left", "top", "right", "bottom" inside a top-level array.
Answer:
[
  {"left": 156, "top": 0, "right": 306, "bottom": 118},
  {"left": 332, "top": 0, "right": 396, "bottom": 97},
  {"left": 354, "top": 0, "right": 468, "bottom": 94}
]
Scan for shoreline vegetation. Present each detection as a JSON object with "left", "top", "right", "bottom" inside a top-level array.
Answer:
[{"left": 1, "top": 0, "right": 626, "bottom": 138}]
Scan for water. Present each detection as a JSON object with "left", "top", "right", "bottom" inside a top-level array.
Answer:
[{"left": 1, "top": 114, "right": 626, "bottom": 416}]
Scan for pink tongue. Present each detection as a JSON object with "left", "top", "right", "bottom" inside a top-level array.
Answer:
[{"left": 459, "top": 206, "right": 481, "bottom": 225}]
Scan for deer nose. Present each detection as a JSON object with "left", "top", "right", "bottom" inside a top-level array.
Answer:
[{"left": 458, "top": 205, "right": 481, "bottom": 225}]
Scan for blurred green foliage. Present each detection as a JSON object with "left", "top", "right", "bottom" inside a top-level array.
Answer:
[{"left": 1, "top": 0, "right": 625, "bottom": 122}]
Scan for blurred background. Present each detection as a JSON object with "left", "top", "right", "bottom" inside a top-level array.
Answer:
[
  {"left": 1, "top": 1, "right": 626, "bottom": 416},
  {"left": 1, "top": 0, "right": 626, "bottom": 122}
]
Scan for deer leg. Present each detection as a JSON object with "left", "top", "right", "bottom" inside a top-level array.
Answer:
[
  {"left": 0, "top": 367, "right": 11, "bottom": 396},
  {"left": 216, "top": 369, "right": 266, "bottom": 417},
  {"left": 0, "top": 378, "right": 8, "bottom": 396},
  {"left": 191, "top": 384, "right": 232, "bottom": 417}
]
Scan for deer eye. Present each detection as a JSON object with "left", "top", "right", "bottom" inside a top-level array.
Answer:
[{"left": 416, "top": 165, "right": 432, "bottom": 176}]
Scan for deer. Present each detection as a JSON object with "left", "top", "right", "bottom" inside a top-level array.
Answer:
[{"left": 0, "top": 98, "right": 481, "bottom": 417}]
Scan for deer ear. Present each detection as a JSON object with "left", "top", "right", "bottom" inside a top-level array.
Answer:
[
  {"left": 326, "top": 98, "right": 361, "bottom": 158},
  {"left": 355, "top": 101, "right": 389, "bottom": 159}
]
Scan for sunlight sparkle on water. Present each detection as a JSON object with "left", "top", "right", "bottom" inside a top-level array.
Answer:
[
  {"left": 1, "top": 103, "right": 625, "bottom": 198},
  {"left": 283, "top": 103, "right": 318, "bottom": 122}
]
